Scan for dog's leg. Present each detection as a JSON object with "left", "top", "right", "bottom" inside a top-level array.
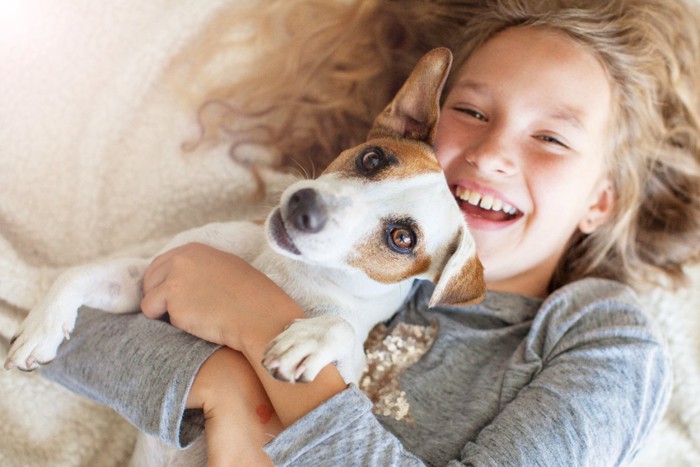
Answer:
[
  {"left": 262, "top": 313, "right": 359, "bottom": 383},
  {"left": 4, "top": 221, "right": 265, "bottom": 372},
  {"left": 4, "top": 257, "right": 149, "bottom": 371}
]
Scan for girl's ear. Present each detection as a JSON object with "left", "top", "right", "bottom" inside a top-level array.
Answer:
[{"left": 578, "top": 178, "right": 615, "bottom": 234}]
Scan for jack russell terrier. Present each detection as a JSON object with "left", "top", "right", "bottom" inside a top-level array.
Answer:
[{"left": 5, "top": 48, "right": 484, "bottom": 390}]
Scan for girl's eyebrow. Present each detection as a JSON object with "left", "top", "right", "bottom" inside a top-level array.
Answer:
[
  {"left": 452, "top": 79, "right": 490, "bottom": 96},
  {"left": 548, "top": 107, "right": 585, "bottom": 131}
]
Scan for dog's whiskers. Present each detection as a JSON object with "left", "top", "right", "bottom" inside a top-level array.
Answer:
[{"left": 288, "top": 156, "right": 316, "bottom": 180}]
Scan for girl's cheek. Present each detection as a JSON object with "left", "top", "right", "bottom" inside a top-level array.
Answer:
[
  {"left": 435, "top": 121, "right": 461, "bottom": 166},
  {"left": 436, "top": 150, "right": 458, "bottom": 174}
]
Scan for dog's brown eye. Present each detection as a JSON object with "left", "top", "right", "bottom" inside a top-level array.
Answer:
[
  {"left": 361, "top": 151, "right": 382, "bottom": 171},
  {"left": 391, "top": 228, "right": 413, "bottom": 248},
  {"left": 387, "top": 226, "right": 416, "bottom": 254},
  {"left": 356, "top": 147, "right": 391, "bottom": 174},
  {"left": 356, "top": 147, "right": 398, "bottom": 176}
]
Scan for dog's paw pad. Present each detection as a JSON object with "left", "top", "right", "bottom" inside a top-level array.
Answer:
[
  {"left": 262, "top": 340, "right": 329, "bottom": 383},
  {"left": 263, "top": 316, "right": 354, "bottom": 383}
]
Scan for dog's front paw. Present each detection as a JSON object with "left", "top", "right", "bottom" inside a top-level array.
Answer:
[
  {"left": 4, "top": 304, "right": 78, "bottom": 371},
  {"left": 262, "top": 316, "right": 354, "bottom": 383}
]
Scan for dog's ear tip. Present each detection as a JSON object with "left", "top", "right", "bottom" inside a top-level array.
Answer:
[
  {"left": 424, "top": 47, "right": 453, "bottom": 69},
  {"left": 430, "top": 47, "right": 453, "bottom": 60},
  {"left": 429, "top": 248, "right": 486, "bottom": 308},
  {"left": 428, "top": 287, "right": 486, "bottom": 309}
]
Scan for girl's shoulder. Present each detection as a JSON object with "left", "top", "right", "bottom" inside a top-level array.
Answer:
[
  {"left": 546, "top": 276, "right": 641, "bottom": 310},
  {"left": 406, "top": 277, "right": 655, "bottom": 335},
  {"left": 532, "top": 277, "right": 666, "bottom": 357},
  {"left": 408, "top": 277, "right": 640, "bottom": 319}
]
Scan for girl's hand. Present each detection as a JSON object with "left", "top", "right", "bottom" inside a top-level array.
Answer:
[
  {"left": 140, "top": 243, "right": 304, "bottom": 352},
  {"left": 142, "top": 243, "right": 347, "bottom": 429}
]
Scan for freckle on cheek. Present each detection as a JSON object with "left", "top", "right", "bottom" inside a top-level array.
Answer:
[{"left": 255, "top": 403, "right": 274, "bottom": 425}]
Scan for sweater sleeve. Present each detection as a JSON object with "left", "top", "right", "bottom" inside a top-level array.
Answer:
[
  {"left": 265, "top": 384, "right": 426, "bottom": 466},
  {"left": 41, "top": 307, "right": 220, "bottom": 448}
]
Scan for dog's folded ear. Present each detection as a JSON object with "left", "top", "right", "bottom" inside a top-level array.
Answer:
[
  {"left": 368, "top": 47, "right": 453, "bottom": 146},
  {"left": 429, "top": 226, "right": 486, "bottom": 308}
]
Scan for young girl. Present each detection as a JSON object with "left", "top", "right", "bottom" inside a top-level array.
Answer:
[{"left": 41, "top": 0, "right": 700, "bottom": 465}]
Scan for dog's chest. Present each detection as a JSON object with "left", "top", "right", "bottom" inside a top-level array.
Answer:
[{"left": 251, "top": 248, "right": 408, "bottom": 334}]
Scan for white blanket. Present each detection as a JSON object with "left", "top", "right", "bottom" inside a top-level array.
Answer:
[{"left": 1, "top": 1, "right": 698, "bottom": 465}]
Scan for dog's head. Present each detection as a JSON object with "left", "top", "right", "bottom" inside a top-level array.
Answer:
[{"left": 266, "top": 48, "right": 485, "bottom": 307}]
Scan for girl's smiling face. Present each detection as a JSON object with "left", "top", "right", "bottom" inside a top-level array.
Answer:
[{"left": 436, "top": 26, "right": 615, "bottom": 297}]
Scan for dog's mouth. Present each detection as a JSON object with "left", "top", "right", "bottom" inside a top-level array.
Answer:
[{"left": 268, "top": 208, "right": 301, "bottom": 255}]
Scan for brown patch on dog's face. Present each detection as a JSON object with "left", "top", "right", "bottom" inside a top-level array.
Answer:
[
  {"left": 348, "top": 218, "right": 431, "bottom": 284},
  {"left": 323, "top": 138, "right": 442, "bottom": 183}
]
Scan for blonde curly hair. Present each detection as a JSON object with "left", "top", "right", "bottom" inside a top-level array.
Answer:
[
  {"left": 180, "top": 0, "right": 700, "bottom": 292},
  {"left": 175, "top": 0, "right": 484, "bottom": 174}
]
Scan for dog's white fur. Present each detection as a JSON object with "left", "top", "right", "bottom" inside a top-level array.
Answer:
[{"left": 5, "top": 48, "right": 484, "bottom": 464}]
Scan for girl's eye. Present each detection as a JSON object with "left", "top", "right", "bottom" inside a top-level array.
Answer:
[
  {"left": 386, "top": 225, "right": 416, "bottom": 254},
  {"left": 456, "top": 107, "right": 487, "bottom": 122},
  {"left": 537, "top": 134, "right": 570, "bottom": 149}
]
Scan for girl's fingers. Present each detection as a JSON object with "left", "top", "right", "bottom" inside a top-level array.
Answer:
[
  {"left": 141, "top": 245, "right": 191, "bottom": 317},
  {"left": 140, "top": 281, "right": 168, "bottom": 319},
  {"left": 142, "top": 254, "right": 170, "bottom": 294},
  {"left": 143, "top": 243, "right": 195, "bottom": 292}
]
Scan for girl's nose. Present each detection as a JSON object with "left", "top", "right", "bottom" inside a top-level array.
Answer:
[{"left": 463, "top": 129, "right": 517, "bottom": 176}]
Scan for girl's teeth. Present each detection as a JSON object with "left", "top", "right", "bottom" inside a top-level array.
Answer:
[
  {"left": 468, "top": 191, "right": 480, "bottom": 205},
  {"left": 480, "top": 194, "right": 494, "bottom": 210},
  {"left": 454, "top": 186, "right": 518, "bottom": 215}
]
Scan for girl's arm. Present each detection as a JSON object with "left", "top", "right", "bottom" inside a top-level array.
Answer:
[
  {"left": 139, "top": 243, "right": 349, "bottom": 428},
  {"left": 139, "top": 243, "right": 427, "bottom": 464},
  {"left": 41, "top": 243, "right": 349, "bottom": 451},
  {"left": 41, "top": 308, "right": 219, "bottom": 448},
  {"left": 38, "top": 243, "right": 360, "bottom": 458}
]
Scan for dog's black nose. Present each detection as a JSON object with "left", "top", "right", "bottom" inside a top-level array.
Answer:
[{"left": 288, "top": 188, "right": 327, "bottom": 233}]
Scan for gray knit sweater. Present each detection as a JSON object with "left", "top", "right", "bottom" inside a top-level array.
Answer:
[{"left": 43, "top": 278, "right": 670, "bottom": 466}]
